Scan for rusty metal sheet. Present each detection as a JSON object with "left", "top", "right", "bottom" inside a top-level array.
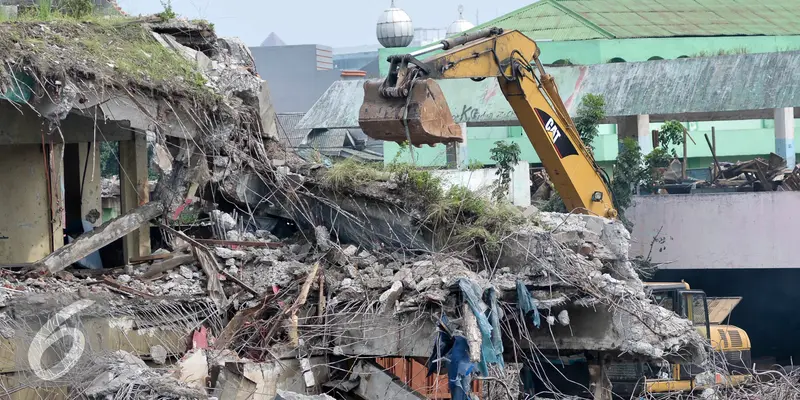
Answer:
[{"left": 298, "top": 51, "right": 800, "bottom": 129}]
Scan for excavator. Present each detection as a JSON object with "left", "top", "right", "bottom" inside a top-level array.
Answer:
[{"left": 357, "top": 28, "right": 752, "bottom": 397}]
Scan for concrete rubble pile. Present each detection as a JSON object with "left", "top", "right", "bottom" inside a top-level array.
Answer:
[{"left": 0, "top": 13, "right": 714, "bottom": 400}]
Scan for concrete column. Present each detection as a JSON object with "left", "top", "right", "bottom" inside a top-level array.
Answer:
[
  {"left": 774, "top": 107, "right": 796, "bottom": 168},
  {"left": 446, "top": 123, "right": 470, "bottom": 170},
  {"left": 50, "top": 144, "right": 65, "bottom": 253},
  {"left": 119, "top": 133, "right": 150, "bottom": 262},
  {"left": 78, "top": 142, "right": 102, "bottom": 227},
  {"left": 0, "top": 145, "right": 63, "bottom": 263},
  {"left": 617, "top": 115, "right": 652, "bottom": 154},
  {"left": 510, "top": 161, "right": 532, "bottom": 207}
]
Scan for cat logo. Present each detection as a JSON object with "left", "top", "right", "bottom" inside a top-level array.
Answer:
[{"left": 535, "top": 109, "right": 578, "bottom": 158}]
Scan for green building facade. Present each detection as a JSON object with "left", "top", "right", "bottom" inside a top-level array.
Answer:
[{"left": 379, "top": 0, "right": 800, "bottom": 172}]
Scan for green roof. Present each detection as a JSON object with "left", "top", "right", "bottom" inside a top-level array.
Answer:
[{"left": 471, "top": 0, "right": 800, "bottom": 41}]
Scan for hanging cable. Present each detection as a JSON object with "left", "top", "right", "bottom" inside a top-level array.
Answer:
[{"left": 401, "top": 69, "right": 420, "bottom": 165}]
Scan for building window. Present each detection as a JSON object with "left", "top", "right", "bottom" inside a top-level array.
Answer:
[
  {"left": 507, "top": 127, "right": 524, "bottom": 138},
  {"left": 648, "top": 56, "right": 664, "bottom": 61},
  {"left": 608, "top": 57, "right": 626, "bottom": 63},
  {"left": 551, "top": 59, "right": 573, "bottom": 66},
  {"left": 677, "top": 55, "right": 689, "bottom": 59}
]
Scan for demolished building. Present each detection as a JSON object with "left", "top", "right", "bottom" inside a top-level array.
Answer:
[{"left": 0, "top": 12, "right": 720, "bottom": 400}]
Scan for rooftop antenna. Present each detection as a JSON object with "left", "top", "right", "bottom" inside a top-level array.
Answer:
[
  {"left": 476, "top": 8, "right": 480, "bottom": 24},
  {"left": 458, "top": 4, "right": 465, "bottom": 18},
  {"left": 391, "top": 0, "right": 396, "bottom": 6}
]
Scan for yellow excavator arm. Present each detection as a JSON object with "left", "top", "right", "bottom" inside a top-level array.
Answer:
[{"left": 359, "top": 28, "right": 617, "bottom": 219}]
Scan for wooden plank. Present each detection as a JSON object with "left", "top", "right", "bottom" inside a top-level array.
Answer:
[
  {"left": 32, "top": 201, "right": 165, "bottom": 275},
  {"left": 754, "top": 161, "right": 774, "bottom": 191},
  {"left": 139, "top": 254, "right": 195, "bottom": 280}
]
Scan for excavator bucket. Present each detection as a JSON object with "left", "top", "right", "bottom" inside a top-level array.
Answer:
[{"left": 358, "top": 78, "right": 463, "bottom": 147}]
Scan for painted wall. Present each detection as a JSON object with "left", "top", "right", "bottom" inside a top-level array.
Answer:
[
  {"left": 437, "top": 161, "right": 531, "bottom": 207},
  {"left": 628, "top": 192, "right": 800, "bottom": 270},
  {"left": 379, "top": 35, "right": 800, "bottom": 167},
  {"left": 0, "top": 145, "right": 52, "bottom": 263}
]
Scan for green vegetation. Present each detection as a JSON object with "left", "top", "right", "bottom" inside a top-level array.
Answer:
[
  {"left": 467, "top": 159, "right": 484, "bottom": 171},
  {"left": 574, "top": 93, "right": 606, "bottom": 150},
  {"left": 0, "top": 1, "right": 212, "bottom": 102},
  {"left": 100, "top": 141, "right": 158, "bottom": 180},
  {"left": 158, "top": 0, "right": 177, "bottom": 20},
  {"left": 59, "top": 0, "right": 94, "bottom": 18},
  {"left": 323, "top": 159, "right": 390, "bottom": 190},
  {"left": 657, "top": 120, "right": 685, "bottom": 157},
  {"left": 643, "top": 147, "right": 672, "bottom": 192},
  {"left": 690, "top": 47, "right": 748, "bottom": 58},
  {"left": 100, "top": 142, "right": 120, "bottom": 178},
  {"left": 324, "top": 157, "right": 528, "bottom": 251},
  {"left": 611, "top": 138, "right": 645, "bottom": 227},
  {"left": 489, "top": 140, "right": 521, "bottom": 201}
]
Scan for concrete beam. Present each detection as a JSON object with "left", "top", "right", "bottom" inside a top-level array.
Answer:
[
  {"left": 300, "top": 50, "right": 800, "bottom": 129},
  {"left": 617, "top": 115, "right": 652, "bottom": 154},
  {"left": 0, "top": 103, "right": 134, "bottom": 145},
  {"left": 119, "top": 132, "right": 151, "bottom": 261},
  {"left": 774, "top": 107, "right": 796, "bottom": 168},
  {"left": 328, "top": 314, "right": 437, "bottom": 358}
]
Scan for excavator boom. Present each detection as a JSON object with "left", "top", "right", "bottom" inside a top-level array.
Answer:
[{"left": 358, "top": 28, "right": 617, "bottom": 218}]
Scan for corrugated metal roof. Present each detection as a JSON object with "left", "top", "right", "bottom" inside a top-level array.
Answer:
[
  {"left": 306, "top": 128, "right": 348, "bottom": 156},
  {"left": 276, "top": 113, "right": 309, "bottom": 148},
  {"left": 468, "top": 0, "right": 800, "bottom": 41},
  {"left": 298, "top": 51, "right": 800, "bottom": 128}
]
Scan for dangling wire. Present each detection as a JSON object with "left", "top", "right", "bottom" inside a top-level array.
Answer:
[{"left": 401, "top": 69, "right": 420, "bottom": 165}]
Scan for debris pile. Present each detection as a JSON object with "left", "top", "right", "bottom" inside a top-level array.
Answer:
[
  {"left": 644, "top": 152, "right": 800, "bottom": 194},
  {"left": 711, "top": 153, "right": 800, "bottom": 192},
  {"left": 0, "top": 10, "right": 723, "bottom": 400}
]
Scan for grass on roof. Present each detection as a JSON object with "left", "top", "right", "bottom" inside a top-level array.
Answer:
[
  {"left": 323, "top": 159, "right": 529, "bottom": 252},
  {"left": 0, "top": 2, "right": 213, "bottom": 102}
]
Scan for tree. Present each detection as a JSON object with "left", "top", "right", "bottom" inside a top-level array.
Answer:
[
  {"left": 100, "top": 142, "right": 119, "bottom": 178},
  {"left": 658, "top": 120, "right": 685, "bottom": 158},
  {"left": 574, "top": 94, "right": 606, "bottom": 150},
  {"left": 489, "top": 141, "right": 522, "bottom": 201},
  {"left": 642, "top": 147, "right": 672, "bottom": 192},
  {"left": 611, "top": 138, "right": 645, "bottom": 226}
]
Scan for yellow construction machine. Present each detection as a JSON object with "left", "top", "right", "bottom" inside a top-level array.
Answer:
[
  {"left": 611, "top": 282, "right": 752, "bottom": 395},
  {"left": 358, "top": 28, "right": 617, "bottom": 219},
  {"left": 358, "top": 28, "right": 753, "bottom": 396}
]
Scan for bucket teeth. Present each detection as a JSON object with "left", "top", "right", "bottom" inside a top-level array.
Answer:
[{"left": 358, "top": 79, "right": 463, "bottom": 147}]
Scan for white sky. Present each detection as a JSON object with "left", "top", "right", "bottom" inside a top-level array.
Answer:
[{"left": 117, "top": 0, "right": 535, "bottom": 47}]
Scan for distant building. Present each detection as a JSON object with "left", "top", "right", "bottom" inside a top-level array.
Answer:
[
  {"left": 250, "top": 43, "right": 340, "bottom": 113},
  {"left": 261, "top": 32, "right": 286, "bottom": 47}
]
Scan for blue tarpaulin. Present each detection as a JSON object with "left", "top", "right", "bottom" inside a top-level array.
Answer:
[
  {"left": 457, "top": 278, "right": 504, "bottom": 376},
  {"left": 0, "top": 72, "right": 34, "bottom": 104},
  {"left": 516, "top": 280, "right": 541, "bottom": 328}
]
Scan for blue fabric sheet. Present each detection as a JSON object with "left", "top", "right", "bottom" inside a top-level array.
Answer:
[
  {"left": 457, "top": 279, "right": 504, "bottom": 376},
  {"left": 516, "top": 280, "right": 541, "bottom": 328}
]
